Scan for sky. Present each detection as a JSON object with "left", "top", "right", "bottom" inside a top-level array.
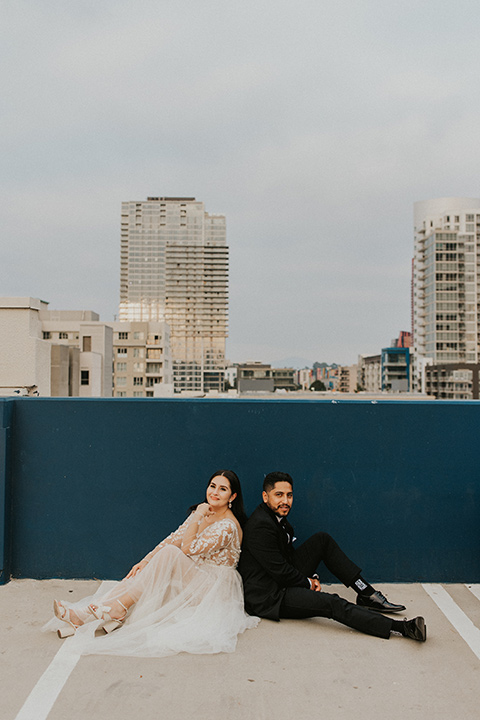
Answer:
[{"left": 3, "top": 1, "right": 480, "bottom": 367}]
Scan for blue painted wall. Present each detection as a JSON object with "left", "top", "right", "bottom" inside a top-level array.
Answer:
[{"left": 1, "top": 397, "right": 479, "bottom": 583}]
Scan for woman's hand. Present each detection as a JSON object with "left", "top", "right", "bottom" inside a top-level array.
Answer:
[
  {"left": 193, "top": 502, "right": 214, "bottom": 521},
  {"left": 124, "top": 559, "right": 149, "bottom": 579}
]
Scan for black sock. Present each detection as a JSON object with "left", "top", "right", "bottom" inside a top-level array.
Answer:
[
  {"left": 391, "top": 619, "right": 406, "bottom": 636},
  {"left": 351, "top": 574, "right": 374, "bottom": 596}
]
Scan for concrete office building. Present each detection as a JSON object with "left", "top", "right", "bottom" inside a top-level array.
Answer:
[
  {"left": 413, "top": 197, "right": 480, "bottom": 389},
  {"left": 40, "top": 308, "right": 113, "bottom": 397},
  {"left": 0, "top": 298, "right": 52, "bottom": 396},
  {"left": 0, "top": 299, "right": 113, "bottom": 397},
  {"left": 119, "top": 197, "right": 228, "bottom": 393}
]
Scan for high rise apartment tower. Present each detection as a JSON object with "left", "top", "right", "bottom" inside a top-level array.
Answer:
[
  {"left": 412, "top": 197, "right": 480, "bottom": 388},
  {"left": 119, "top": 197, "right": 228, "bottom": 392}
]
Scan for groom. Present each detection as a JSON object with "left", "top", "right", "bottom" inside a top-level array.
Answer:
[{"left": 239, "top": 471, "right": 426, "bottom": 642}]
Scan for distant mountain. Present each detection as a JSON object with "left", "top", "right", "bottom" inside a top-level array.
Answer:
[{"left": 273, "top": 357, "right": 311, "bottom": 369}]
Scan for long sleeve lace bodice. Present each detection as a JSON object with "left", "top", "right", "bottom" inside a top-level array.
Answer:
[{"left": 148, "top": 515, "right": 240, "bottom": 567}]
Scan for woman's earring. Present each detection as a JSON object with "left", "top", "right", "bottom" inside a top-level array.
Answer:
[{"left": 228, "top": 501, "right": 232, "bottom": 508}]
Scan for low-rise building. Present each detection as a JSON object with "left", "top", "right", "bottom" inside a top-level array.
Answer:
[
  {"left": 424, "top": 363, "right": 480, "bottom": 399},
  {"left": 40, "top": 308, "right": 113, "bottom": 397},
  {"left": 0, "top": 297, "right": 51, "bottom": 396},
  {"left": 0, "top": 297, "right": 173, "bottom": 398},
  {"left": 381, "top": 347, "right": 410, "bottom": 392},
  {"left": 111, "top": 321, "right": 173, "bottom": 397},
  {"left": 237, "top": 362, "right": 274, "bottom": 393},
  {"left": 272, "top": 367, "right": 297, "bottom": 391},
  {"left": 358, "top": 354, "right": 382, "bottom": 393},
  {"left": 338, "top": 364, "right": 358, "bottom": 393}
]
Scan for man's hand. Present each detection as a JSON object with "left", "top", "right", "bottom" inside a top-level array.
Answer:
[{"left": 309, "top": 577, "right": 322, "bottom": 592}]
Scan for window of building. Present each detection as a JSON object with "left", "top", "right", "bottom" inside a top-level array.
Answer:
[
  {"left": 146, "top": 348, "right": 162, "bottom": 359},
  {"left": 146, "top": 363, "right": 162, "bottom": 374},
  {"left": 117, "top": 348, "right": 127, "bottom": 355},
  {"left": 117, "top": 362, "right": 127, "bottom": 372},
  {"left": 43, "top": 332, "right": 51, "bottom": 339},
  {"left": 466, "top": 214, "right": 474, "bottom": 222},
  {"left": 133, "top": 391, "right": 144, "bottom": 397},
  {"left": 118, "top": 332, "right": 129, "bottom": 340},
  {"left": 133, "top": 331, "right": 144, "bottom": 340},
  {"left": 133, "top": 362, "right": 144, "bottom": 372},
  {"left": 81, "top": 370, "right": 89, "bottom": 385},
  {"left": 133, "top": 348, "right": 144, "bottom": 358},
  {"left": 59, "top": 332, "right": 68, "bottom": 339},
  {"left": 116, "top": 391, "right": 126, "bottom": 397},
  {"left": 82, "top": 336, "right": 92, "bottom": 352},
  {"left": 133, "top": 377, "right": 143, "bottom": 386},
  {"left": 116, "top": 377, "right": 127, "bottom": 387}
]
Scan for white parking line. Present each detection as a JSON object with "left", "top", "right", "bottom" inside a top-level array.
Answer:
[
  {"left": 466, "top": 584, "right": 480, "bottom": 603},
  {"left": 15, "top": 581, "right": 115, "bottom": 720},
  {"left": 15, "top": 642, "right": 81, "bottom": 720},
  {"left": 422, "top": 583, "right": 480, "bottom": 660}
]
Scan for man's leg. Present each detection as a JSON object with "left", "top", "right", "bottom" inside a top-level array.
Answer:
[
  {"left": 293, "top": 532, "right": 406, "bottom": 613},
  {"left": 280, "top": 587, "right": 392, "bottom": 638},
  {"left": 293, "top": 532, "right": 361, "bottom": 585}
]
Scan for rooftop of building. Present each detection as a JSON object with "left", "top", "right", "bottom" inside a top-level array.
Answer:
[{"left": 3, "top": 579, "right": 480, "bottom": 720}]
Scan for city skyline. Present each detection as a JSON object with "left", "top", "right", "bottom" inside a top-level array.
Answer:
[{"left": 3, "top": 3, "right": 480, "bottom": 365}]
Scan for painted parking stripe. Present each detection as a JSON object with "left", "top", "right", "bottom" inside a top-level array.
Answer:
[
  {"left": 422, "top": 583, "right": 480, "bottom": 660},
  {"left": 15, "top": 582, "right": 115, "bottom": 720},
  {"left": 466, "top": 584, "right": 480, "bottom": 603},
  {"left": 15, "top": 642, "right": 81, "bottom": 720}
]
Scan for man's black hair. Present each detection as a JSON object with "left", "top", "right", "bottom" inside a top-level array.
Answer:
[{"left": 263, "top": 471, "right": 293, "bottom": 493}]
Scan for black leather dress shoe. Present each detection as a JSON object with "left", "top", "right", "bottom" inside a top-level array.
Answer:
[
  {"left": 356, "top": 590, "right": 406, "bottom": 613},
  {"left": 403, "top": 616, "right": 427, "bottom": 642}
]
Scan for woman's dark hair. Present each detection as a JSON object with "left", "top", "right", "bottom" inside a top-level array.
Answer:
[{"left": 189, "top": 469, "right": 247, "bottom": 527}]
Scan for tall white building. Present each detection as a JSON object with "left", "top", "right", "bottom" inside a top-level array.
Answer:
[
  {"left": 412, "top": 197, "right": 480, "bottom": 389},
  {"left": 119, "top": 197, "right": 228, "bottom": 392}
]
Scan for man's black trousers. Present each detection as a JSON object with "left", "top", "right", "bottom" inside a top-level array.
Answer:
[{"left": 279, "top": 532, "right": 393, "bottom": 639}]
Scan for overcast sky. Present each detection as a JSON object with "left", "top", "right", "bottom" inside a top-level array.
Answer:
[{"left": 3, "top": 1, "right": 480, "bottom": 366}]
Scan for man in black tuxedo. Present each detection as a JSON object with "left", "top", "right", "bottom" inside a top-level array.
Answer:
[{"left": 239, "top": 472, "right": 426, "bottom": 642}]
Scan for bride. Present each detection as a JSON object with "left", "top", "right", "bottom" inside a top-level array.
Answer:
[{"left": 45, "top": 469, "right": 259, "bottom": 657}]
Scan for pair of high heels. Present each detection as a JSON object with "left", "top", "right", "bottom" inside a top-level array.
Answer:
[{"left": 53, "top": 599, "right": 128, "bottom": 638}]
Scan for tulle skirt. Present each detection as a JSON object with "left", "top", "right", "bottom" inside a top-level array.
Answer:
[{"left": 43, "top": 544, "right": 259, "bottom": 657}]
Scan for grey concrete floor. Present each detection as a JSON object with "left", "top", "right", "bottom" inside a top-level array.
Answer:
[{"left": 1, "top": 580, "right": 480, "bottom": 720}]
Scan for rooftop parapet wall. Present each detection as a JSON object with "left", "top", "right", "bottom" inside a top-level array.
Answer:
[{"left": 1, "top": 397, "right": 479, "bottom": 583}]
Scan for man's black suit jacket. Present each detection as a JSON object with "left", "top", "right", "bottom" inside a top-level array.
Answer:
[{"left": 238, "top": 503, "right": 310, "bottom": 620}]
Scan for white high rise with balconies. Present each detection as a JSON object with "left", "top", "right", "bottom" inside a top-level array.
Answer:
[
  {"left": 412, "top": 197, "right": 480, "bottom": 389},
  {"left": 119, "top": 197, "right": 228, "bottom": 393}
]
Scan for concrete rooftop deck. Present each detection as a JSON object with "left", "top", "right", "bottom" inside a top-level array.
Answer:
[{"left": 2, "top": 580, "right": 480, "bottom": 720}]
